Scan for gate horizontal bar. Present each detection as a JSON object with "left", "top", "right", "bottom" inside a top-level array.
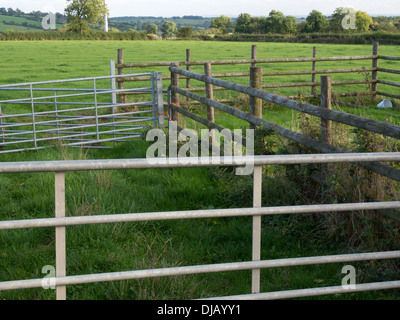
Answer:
[
  {"left": 0, "top": 87, "right": 152, "bottom": 104},
  {"left": 0, "top": 250, "right": 398, "bottom": 292},
  {"left": 0, "top": 201, "right": 399, "bottom": 230},
  {"left": 0, "top": 73, "right": 153, "bottom": 89},
  {"left": 205, "top": 280, "right": 400, "bottom": 300},
  {"left": 0, "top": 153, "right": 399, "bottom": 173}
]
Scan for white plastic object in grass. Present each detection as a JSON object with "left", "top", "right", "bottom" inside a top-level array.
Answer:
[{"left": 377, "top": 99, "right": 393, "bottom": 108}]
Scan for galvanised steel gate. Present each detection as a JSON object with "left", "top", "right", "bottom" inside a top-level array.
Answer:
[
  {"left": 0, "top": 153, "right": 399, "bottom": 300},
  {"left": 0, "top": 72, "right": 165, "bottom": 154}
]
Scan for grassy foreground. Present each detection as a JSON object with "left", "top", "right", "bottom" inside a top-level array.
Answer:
[{"left": 0, "top": 137, "right": 398, "bottom": 300}]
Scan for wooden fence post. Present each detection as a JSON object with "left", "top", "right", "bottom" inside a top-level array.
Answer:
[
  {"left": 186, "top": 49, "right": 191, "bottom": 101},
  {"left": 251, "top": 45, "right": 257, "bottom": 67},
  {"left": 250, "top": 66, "right": 263, "bottom": 129},
  {"left": 371, "top": 42, "right": 379, "bottom": 99},
  {"left": 311, "top": 47, "right": 317, "bottom": 96},
  {"left": 321, "top": 75, "right": 333, "bottom": 181},
  {"left": 171, "top": 62, "right": 180, "bottom": 124},
  {"left": 321, "top": 75, "right": 333, "bottom": 145},
  {"left": 205, "top": 62, "right": 215, "bottom": 146},
  {"left": 204, "top": 63, "right": 215, "bottom": 124},
  {"left": 117, "top": 49, "right": 126, "bottom": 104}
]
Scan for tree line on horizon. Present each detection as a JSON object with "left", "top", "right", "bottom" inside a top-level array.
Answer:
[
  {"left": 1, "top": 1, "right": 400, "bottom": 38},
  {"left": 215, "top": 9, "right": 400, "bottom": 35}
]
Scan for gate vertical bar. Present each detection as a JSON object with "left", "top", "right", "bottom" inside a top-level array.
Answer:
[
  {"left": 156, "top": 72, "right": 165, "bottom": 127},
  {"left": 252, "top": 165, "right": 262, "bottom": 294},
  {"left": 151, "top": 72, "right": 158, "bottom": 126},
  {"left": 110, "top": 60, "right": 117, "bottom": 147},
  {"left": 94, "top": 79, "right": 100, "bottom": 141},
  {"left": 55, "top": 172, "right": 66, "bottom": 300},
  {"left": 30, "top": 84, "right": 37, "bottom": 149},
  {"left": 53, "top": 90, "right": 60, "bottom": 140},
  {"left": 0, "top": 104, "right": 4, "bottom": 144}
]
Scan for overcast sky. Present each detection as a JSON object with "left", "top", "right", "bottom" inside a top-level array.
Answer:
[{"left": 1, "top": 0, "right": 399, "bottom": 17}]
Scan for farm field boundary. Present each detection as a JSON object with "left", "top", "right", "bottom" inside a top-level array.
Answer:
[{"left": 115, "top": 42, "right": 400, "bottom": 105}]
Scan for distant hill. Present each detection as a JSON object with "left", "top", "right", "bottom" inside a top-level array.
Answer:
[
  {"left": 0, "top": 9, "right": 213, "bottom": 33},
  {"left": 0, "top": 12, "right": 65, "bottom": 32},
  {"left": 0, "top": 7, "right": 399, "bottom": 34}
]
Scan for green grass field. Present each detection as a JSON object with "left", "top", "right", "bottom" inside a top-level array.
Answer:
[
  {"left": 1, "top": 40, "right": 398, "bottom": 118},
  {"left": 0, "top": 40, "right": 399, "bottom": 300},
  {"left": 1, "top": 40, "right": 399, "bottom": 82}
]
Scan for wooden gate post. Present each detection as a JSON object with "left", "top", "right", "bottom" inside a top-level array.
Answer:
[
  {"left": 371, "top": 42, "right": 379, "bottom": 99},
  {"left": 170, "top": 62, "right": 180, "bottom": 124},
  {"left": 117, "top": 49, "right": 126, "bottom": 104},
  {"left": 250, "top": 66, "right": 263, "bottom": 129}
]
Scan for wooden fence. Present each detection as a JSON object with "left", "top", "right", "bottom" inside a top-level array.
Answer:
[
  {"left": 168, "top": 64, "right": 400, "bottom": 222},
  {"left": 113, "top": 42, "right": 400, "bottom": 104}
]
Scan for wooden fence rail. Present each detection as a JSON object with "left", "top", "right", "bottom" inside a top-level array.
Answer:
[
  {"left": 114, "top": 42, "right": 400, "bottom": 102},
  {"left": 169, "top": 66, "right": 400, "bottom": 140},
  {"left": 115, "top": 55, "right": 378, "bottom": 69},
  {"left": 168, "top": 64, "right": 400, "bottom": 188}
]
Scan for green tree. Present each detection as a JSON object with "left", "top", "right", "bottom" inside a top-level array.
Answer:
[
  {"left": 161, "top": 21, "right": 177, "bottom": 38},
  {"left": 282, "top": 15, "right": 297, "bottom": 34},
  {"left": 176, "top": 26, "right": 193, "bottom": 39},
  {"left": 251, "top": 17, "right": 267, "bottom": 34},
  {"left": 210, "top": 15, "right": 234, "bottom": 34},
  {"left": 65, "top": 0, "right": 109, "bottom": 33},
  {"left": 146, "top": 23, "right": 158, "bottom": 34},
  {"left": 264, "top": 10, "right": 296, "bottom": 34},
  {"left": 7, "top": 8, "right": 15, "bottom": 16},
  {"left": 329, "top": 7, "right": 356, "bottom": 32},
  {"left": 235, "top": 13, "right": 252, "bottom": 33},
  {"left": 356, "top": 11, "right": 373, "bottom": 32},
  {"left": 265, "top": 10, "right": 285, "bottom": 33},
  {"left": 303, "top": 10, "right": 329, "bottom": 33}
]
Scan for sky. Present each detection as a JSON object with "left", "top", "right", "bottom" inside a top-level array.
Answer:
[{"left": 1, "top": 0, "right": 399, "bottom": 17}]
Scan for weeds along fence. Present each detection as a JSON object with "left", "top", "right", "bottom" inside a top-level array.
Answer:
[
  {"left": 1, "top": 154, "right": 400, "bottom": 300},
  {"left": 168, "top": 64, "right": 400, "bottom": 222},
  {"left": 114, "top": 42, "right": 400, "bottom": 104}
]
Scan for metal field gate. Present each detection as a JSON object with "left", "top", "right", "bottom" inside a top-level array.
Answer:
[{"left": 0, "top": 72, "right": 165, "bottom": 154}]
